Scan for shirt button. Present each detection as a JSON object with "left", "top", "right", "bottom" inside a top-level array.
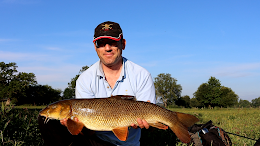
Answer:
[{"left": 107, "top": 86, "right": 109, "bottom": 88}]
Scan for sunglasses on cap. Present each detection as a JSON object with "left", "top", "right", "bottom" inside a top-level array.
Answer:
[{"left": 95, "top": 39, "right": 121, "bottom": 48}]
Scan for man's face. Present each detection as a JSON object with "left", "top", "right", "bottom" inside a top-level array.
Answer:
[{"left": 94, "top": 38, "right": 125, "bottom": 67}]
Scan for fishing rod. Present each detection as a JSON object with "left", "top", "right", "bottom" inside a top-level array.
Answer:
[
  {"left": 204, "top": 120, "right": 258, "bottom": 142},
  {"left": 225, "top": 131, "right": 258, "bottom": 141},
  {"left": 189, "top": 120, "right": 259, "bottom": 143}
]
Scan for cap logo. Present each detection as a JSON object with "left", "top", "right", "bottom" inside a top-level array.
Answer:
[{"left": 102, "top": 24, "right": 113, "bottom": 31}]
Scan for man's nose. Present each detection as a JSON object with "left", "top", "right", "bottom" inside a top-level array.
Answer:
[{"left": 104, "top": 44, "right": 112, "bottom": 50}]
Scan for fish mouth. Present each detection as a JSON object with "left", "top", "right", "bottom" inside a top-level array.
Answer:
[
  {"left": 39, "top": 112, "right": 48, "bottom": 117},
  {"left": 43, "top": 117, "right": 50, "bottom": 124},
  {"left": 39, "top": 113, "right": 50, "bottom": 124}
]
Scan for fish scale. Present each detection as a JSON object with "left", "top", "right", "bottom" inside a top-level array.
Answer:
[
  {"left": 72, "top": 98, "right": 166, "bottom": 130},
  {"left": 39, "top": 95, "right": 199, "bottom": 143}
]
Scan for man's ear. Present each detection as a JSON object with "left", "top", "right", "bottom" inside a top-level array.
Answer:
[{"left": 122, "top": 39, "right": 126, "bottom": 50}]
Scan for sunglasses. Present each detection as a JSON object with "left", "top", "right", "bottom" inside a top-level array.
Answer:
[{"left": 95, "top": 39, "right": 120, "bottom": 48}]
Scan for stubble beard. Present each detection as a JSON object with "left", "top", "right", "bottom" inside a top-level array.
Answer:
[{"left": 100, "top": 54, "right": 123, "bottom": 68}]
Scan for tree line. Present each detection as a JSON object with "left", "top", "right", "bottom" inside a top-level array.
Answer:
[
  {"left": 0, "top": 62, "right": 61, "bottom": 105},
  {"left": 62, "top": 64, "right": 260, "bottom": 108},
  {"left": 1, "top": 62, "right": 259, "bottom": 108}
]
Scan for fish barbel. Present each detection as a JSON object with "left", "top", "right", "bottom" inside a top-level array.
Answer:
[{"left": 39, "top": 95, "right": 199, "bottom": 143}]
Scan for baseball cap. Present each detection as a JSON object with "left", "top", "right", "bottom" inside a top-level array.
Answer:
[{"left": 93, "top": 21, "right": 123, "bottom": 42}]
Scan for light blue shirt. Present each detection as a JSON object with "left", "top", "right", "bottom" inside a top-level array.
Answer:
[{"left": 75, "top": 57, "right": 156, "bottom": 146}]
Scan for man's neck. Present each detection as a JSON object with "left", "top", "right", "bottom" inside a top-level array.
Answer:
[
  {"left": 101, "top": 58, "right": 123, "bottom": 75},
  {"left": 102, "top": 63, "right": 122, "bottom": 75},
  {"left": 101, "top": 58, "right": 123, "bottom": 89}
]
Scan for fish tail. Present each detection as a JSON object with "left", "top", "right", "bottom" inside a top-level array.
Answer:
[{"left": 169, "top": 112, "right": 199, "bottom": 143}]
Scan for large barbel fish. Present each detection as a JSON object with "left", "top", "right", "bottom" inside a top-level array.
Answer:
[{"left": 39, "top": 95, "right": 199, "bottom": 143}]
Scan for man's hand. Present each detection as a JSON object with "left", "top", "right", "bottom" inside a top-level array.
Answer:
[
  {"left": 60, "top": 117, "right": 80, "bottom": 127},
  {"left": 131, "top": 118, "right": 150, "bottom": 129},
  {"left": 131, "top": 100, "right": 150, "bottom": 129},
  {"left": 60, "top": 118, "right": 68, "bottom": 127}
]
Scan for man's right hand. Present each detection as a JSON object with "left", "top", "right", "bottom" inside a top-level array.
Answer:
[
  {"left": 60, "top": 118, "right": 80, "bottom": 127},
  {"left": 60, "top": 118, "right": 68, "bottom": 127}
]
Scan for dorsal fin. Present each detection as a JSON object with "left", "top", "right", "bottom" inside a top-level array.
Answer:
[{"left": 110, "top": 95, "right": 136, "bottom": 101}]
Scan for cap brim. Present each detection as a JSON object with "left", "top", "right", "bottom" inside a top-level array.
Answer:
[{"left": 93, "top": 35, "right": 122, "bottom": 43}]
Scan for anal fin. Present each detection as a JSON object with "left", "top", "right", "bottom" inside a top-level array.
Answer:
[
  {"left": 67, "top": 118, "right": 84, "bottom": 135},
  {"left": 112, "top": 127, "right": 129, "bottom": 141},
  {"left": 149, "top": 121, "right": 168, "bottom": 130}
]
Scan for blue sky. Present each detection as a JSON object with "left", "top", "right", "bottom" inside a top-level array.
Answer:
[{"left": 1, "top": 0, "right": 259, "bottom": 101}]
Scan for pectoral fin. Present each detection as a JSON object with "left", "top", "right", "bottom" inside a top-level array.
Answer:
[
  {"left": 112, "top": 127, "right": 129, "bottom": 141},
  {"left": 67, "top": 118, "right": 84, "bottom": 135},
  {"left": 149, "top": 121, "right": 168, "bottom": 130}
]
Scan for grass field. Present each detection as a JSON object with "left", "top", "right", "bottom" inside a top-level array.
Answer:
[
  {"left": 171, "top": 107, "right": 260, "bottom": 145},
  {"left": 15, "top": 105, "right": 46, "bottom": 109},
  {"left": 1, "top": 103, "right": 260, "bottom": 145}
]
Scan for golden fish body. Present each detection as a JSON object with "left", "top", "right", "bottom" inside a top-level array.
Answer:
[{"left": 39, "top": 95, "right": 199, "bottom": 143}]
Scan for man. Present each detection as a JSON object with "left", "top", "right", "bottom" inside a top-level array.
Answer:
[
  {"left": 60, "top": 21, "right": 156, "bottom": 146},
  {"left": 75, "top": 21, "right": 156, "bottom": 145}
]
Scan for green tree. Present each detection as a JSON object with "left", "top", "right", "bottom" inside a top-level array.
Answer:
[
  {"left": 219, "top": 86, "right": 239, "bottom": 107},
  {"left": 176, "top": 95, "right": 191, "bottom": 108},
  {"left": 20, "top": 84, "right": 62, "bottom": 105},
  {"left": 194, "top": 77, "right": 222, "bottom": 107},
  {"left": 63, "top": 65, "right": 89, "bottom": 99},
  {"left": 238, "top": 99, "right": 251, "bottom": 108},
  {"left": 154, "top": 73, "right": 182, "bottom": 107},
  {"left": 0, "top": 62, "right": 37, "bottom": 103},
  {"left": 193, "top": 76, "right": 238, "bottom": 107},
  {"left": 63, "top": 87, "right": 75, "bottom": 99},
  {"left": 251, "top": 97, "right": 260, "bottom": 107},
  {"left": 190, "top": 98, "right": 202, "bottom": 107}
]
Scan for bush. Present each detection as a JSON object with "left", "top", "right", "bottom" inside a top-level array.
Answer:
[{"left": 0, "top": 102, "right": 44, "bottom": 145}]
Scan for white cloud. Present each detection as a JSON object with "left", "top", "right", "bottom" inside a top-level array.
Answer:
[
  {"left": 0, "top": 39, "right": 17, "bottom": 42},
  {"left": 0, "top": 51, "right": 50, "bottom": 62},
  {"left": 0, "top": 50, "right": 84, "bottom": 90},
  {"left": 19, "top": 65, "right": 81, "bottom": 77},
  {"left": 19, "top": 64, "right": 83, "bottom": 90},
  {"left": 181, "top": 62, "right": 260, "bottom": 78},
  {"left": 0, "top": 50, "right": 71, "bottom": 63},
  {"left": 212, "top": 63, "right": 260, "bottom": 78}
]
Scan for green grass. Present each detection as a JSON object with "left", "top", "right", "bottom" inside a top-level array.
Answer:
[
  {"left": 0, "top": 103, "right": 44, "bottom": 146},
  {"left": 170, "top": 107, "right": 260, "bottom": 145},
  {"left": 14, "top": 105, "right": 46, "bottom": 109}
]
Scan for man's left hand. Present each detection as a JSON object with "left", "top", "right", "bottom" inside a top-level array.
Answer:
[
  {"left": 131, "top": 118, "right": 150, "bottom": 129},
  {"left": 131, "top": 100, "right": 150, "bottom": 129}
]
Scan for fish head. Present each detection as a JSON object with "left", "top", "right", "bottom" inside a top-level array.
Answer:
[{"left": 39, "top": 100, "right": 71, "bottom": 120}]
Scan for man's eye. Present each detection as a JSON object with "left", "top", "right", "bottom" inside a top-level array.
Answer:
[
  {"left": 110, "top": 42, "right": 118, "bottom": 47},
  {"left": 96, "top": 40, "right": 119, "bottom": 48},
  {"left": 98, "top": 43, "right": 105, "bottom": 47}
]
